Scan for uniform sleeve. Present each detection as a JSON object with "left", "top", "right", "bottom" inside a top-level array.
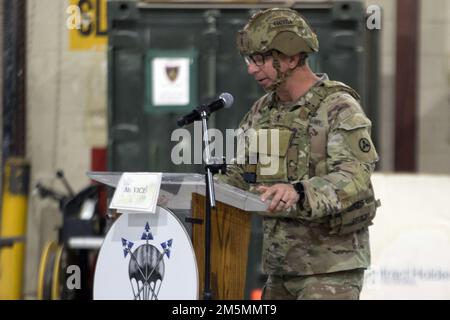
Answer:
[
  {"left": 299, "top": 102, "right": 379, "bottom": 221},
  {"left": 217, "top": 163, "right": 250, "bottom": 191}
]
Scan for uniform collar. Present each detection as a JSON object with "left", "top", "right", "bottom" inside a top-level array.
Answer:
[{"left": 269, "top": 73, "right": 329, "bottom": 110}]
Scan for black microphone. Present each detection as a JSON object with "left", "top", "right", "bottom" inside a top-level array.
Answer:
[{"left": 177, "top": 93, "right": 234, "bottom": 127}]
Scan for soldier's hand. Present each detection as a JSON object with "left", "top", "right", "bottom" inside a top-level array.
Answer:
[{"left": 257, "top": 184, "right": 300, "bottom": 212}]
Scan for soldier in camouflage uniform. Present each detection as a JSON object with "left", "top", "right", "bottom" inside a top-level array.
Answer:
[{"left": 219, "top": 8, "right": 380, "bottom": 300}]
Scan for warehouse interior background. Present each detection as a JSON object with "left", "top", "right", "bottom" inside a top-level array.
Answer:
[{"left": 0, "top": 0, "right": 449, "bottom": 300}]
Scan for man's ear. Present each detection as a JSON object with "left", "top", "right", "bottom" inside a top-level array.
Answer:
[{"left": 288, "top": 54, "right": 301, "bottom": 69}]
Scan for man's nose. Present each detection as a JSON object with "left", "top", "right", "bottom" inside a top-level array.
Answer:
[{"left": 247, "top": 63, "right": 259, "bottom": 75}]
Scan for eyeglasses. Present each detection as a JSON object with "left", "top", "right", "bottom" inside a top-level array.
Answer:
[{"left": 243, "top": 51, "right": 273, "bottom": 66}]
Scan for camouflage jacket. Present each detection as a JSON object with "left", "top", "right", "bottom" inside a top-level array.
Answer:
[{"left": 220, "top": 74, "right": 379, "bottom": 276}]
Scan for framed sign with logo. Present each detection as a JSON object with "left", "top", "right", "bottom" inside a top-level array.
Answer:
[{"left": 145, "top": 49, "right": 198, "bottom": 113}]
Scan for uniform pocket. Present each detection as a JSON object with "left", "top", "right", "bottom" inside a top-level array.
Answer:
[
  {"left": 254, "top": 129, "right": 292, "bottom": 182},
  {"left": 329, "top": 200, "right": 377, "bottom": 235}
]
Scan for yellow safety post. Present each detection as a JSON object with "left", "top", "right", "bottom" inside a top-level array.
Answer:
[{"left": 0, "top": 158, "right": 30, "bottom": 299}]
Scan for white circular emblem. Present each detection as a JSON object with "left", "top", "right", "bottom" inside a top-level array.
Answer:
[{"left": 93, "top": 206, "right": 198, "bottom": 300}]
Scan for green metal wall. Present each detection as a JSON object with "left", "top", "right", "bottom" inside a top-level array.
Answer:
[{"left": 107, "top": 0, "right": 379, "bottom": 173}]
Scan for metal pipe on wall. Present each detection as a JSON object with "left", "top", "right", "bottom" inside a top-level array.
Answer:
[
  {"left": 2, "top": 0, "right": 27, "bottom": 160},
  {"left": 0, "top": 0, "right": 28, "bottom": 300},
  {"left": 0, "top": 158, "right": 29, "bottom": 299},
  {"left": 395, "top": 0, "right": 419, "bottom": 172}
]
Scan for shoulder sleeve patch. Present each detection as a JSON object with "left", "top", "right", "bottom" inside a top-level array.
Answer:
[{"left": 333, "top": 113, "right": 379, "bottom": 163}]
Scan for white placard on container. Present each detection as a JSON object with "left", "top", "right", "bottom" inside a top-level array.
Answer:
[{"left": 152, "top": 57, "right": 190, "bottom": 106}]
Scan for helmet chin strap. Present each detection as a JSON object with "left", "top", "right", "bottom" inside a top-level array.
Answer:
[{"left": 264, "top": 50, "right": 293, "bottom": 93}]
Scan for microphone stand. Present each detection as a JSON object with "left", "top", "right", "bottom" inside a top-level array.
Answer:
[{"left": 200, "top": 109, "right": 226, "bottom": 300}]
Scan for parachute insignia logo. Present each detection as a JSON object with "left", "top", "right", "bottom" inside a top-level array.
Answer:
[
  {"left": 141, "top": 222, "right": 154, "bottom": 241},
  {"left": 121, "top": 238, "right": 134, "bottom": 258},
  {"left": 121, "top": 222, "right": 173, "bottom": 300}
]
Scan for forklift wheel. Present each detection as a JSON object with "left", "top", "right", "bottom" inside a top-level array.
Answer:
[{"left": 37, "top": 241, "right": 64, "bottom": 300}]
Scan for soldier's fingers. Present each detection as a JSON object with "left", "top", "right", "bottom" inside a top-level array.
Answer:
[
  {"left": 269, "top": 190, "right": 285, "bottom": 211},
  {"left": 261, "top": 187, "right": 278, "bottom": 202},
  {"left": 268, "top": 197, "right": 284, "bottom": 212},
  {"left": 256, "top": 185, "right": 269, "bottom": 193},
  {"left": 272, "top": 201, "right": 285, "bottom": 212}
]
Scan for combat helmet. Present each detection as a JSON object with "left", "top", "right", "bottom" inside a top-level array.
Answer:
[{"left": 237, "top": 7, "right": 319, "bottom": 57}]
